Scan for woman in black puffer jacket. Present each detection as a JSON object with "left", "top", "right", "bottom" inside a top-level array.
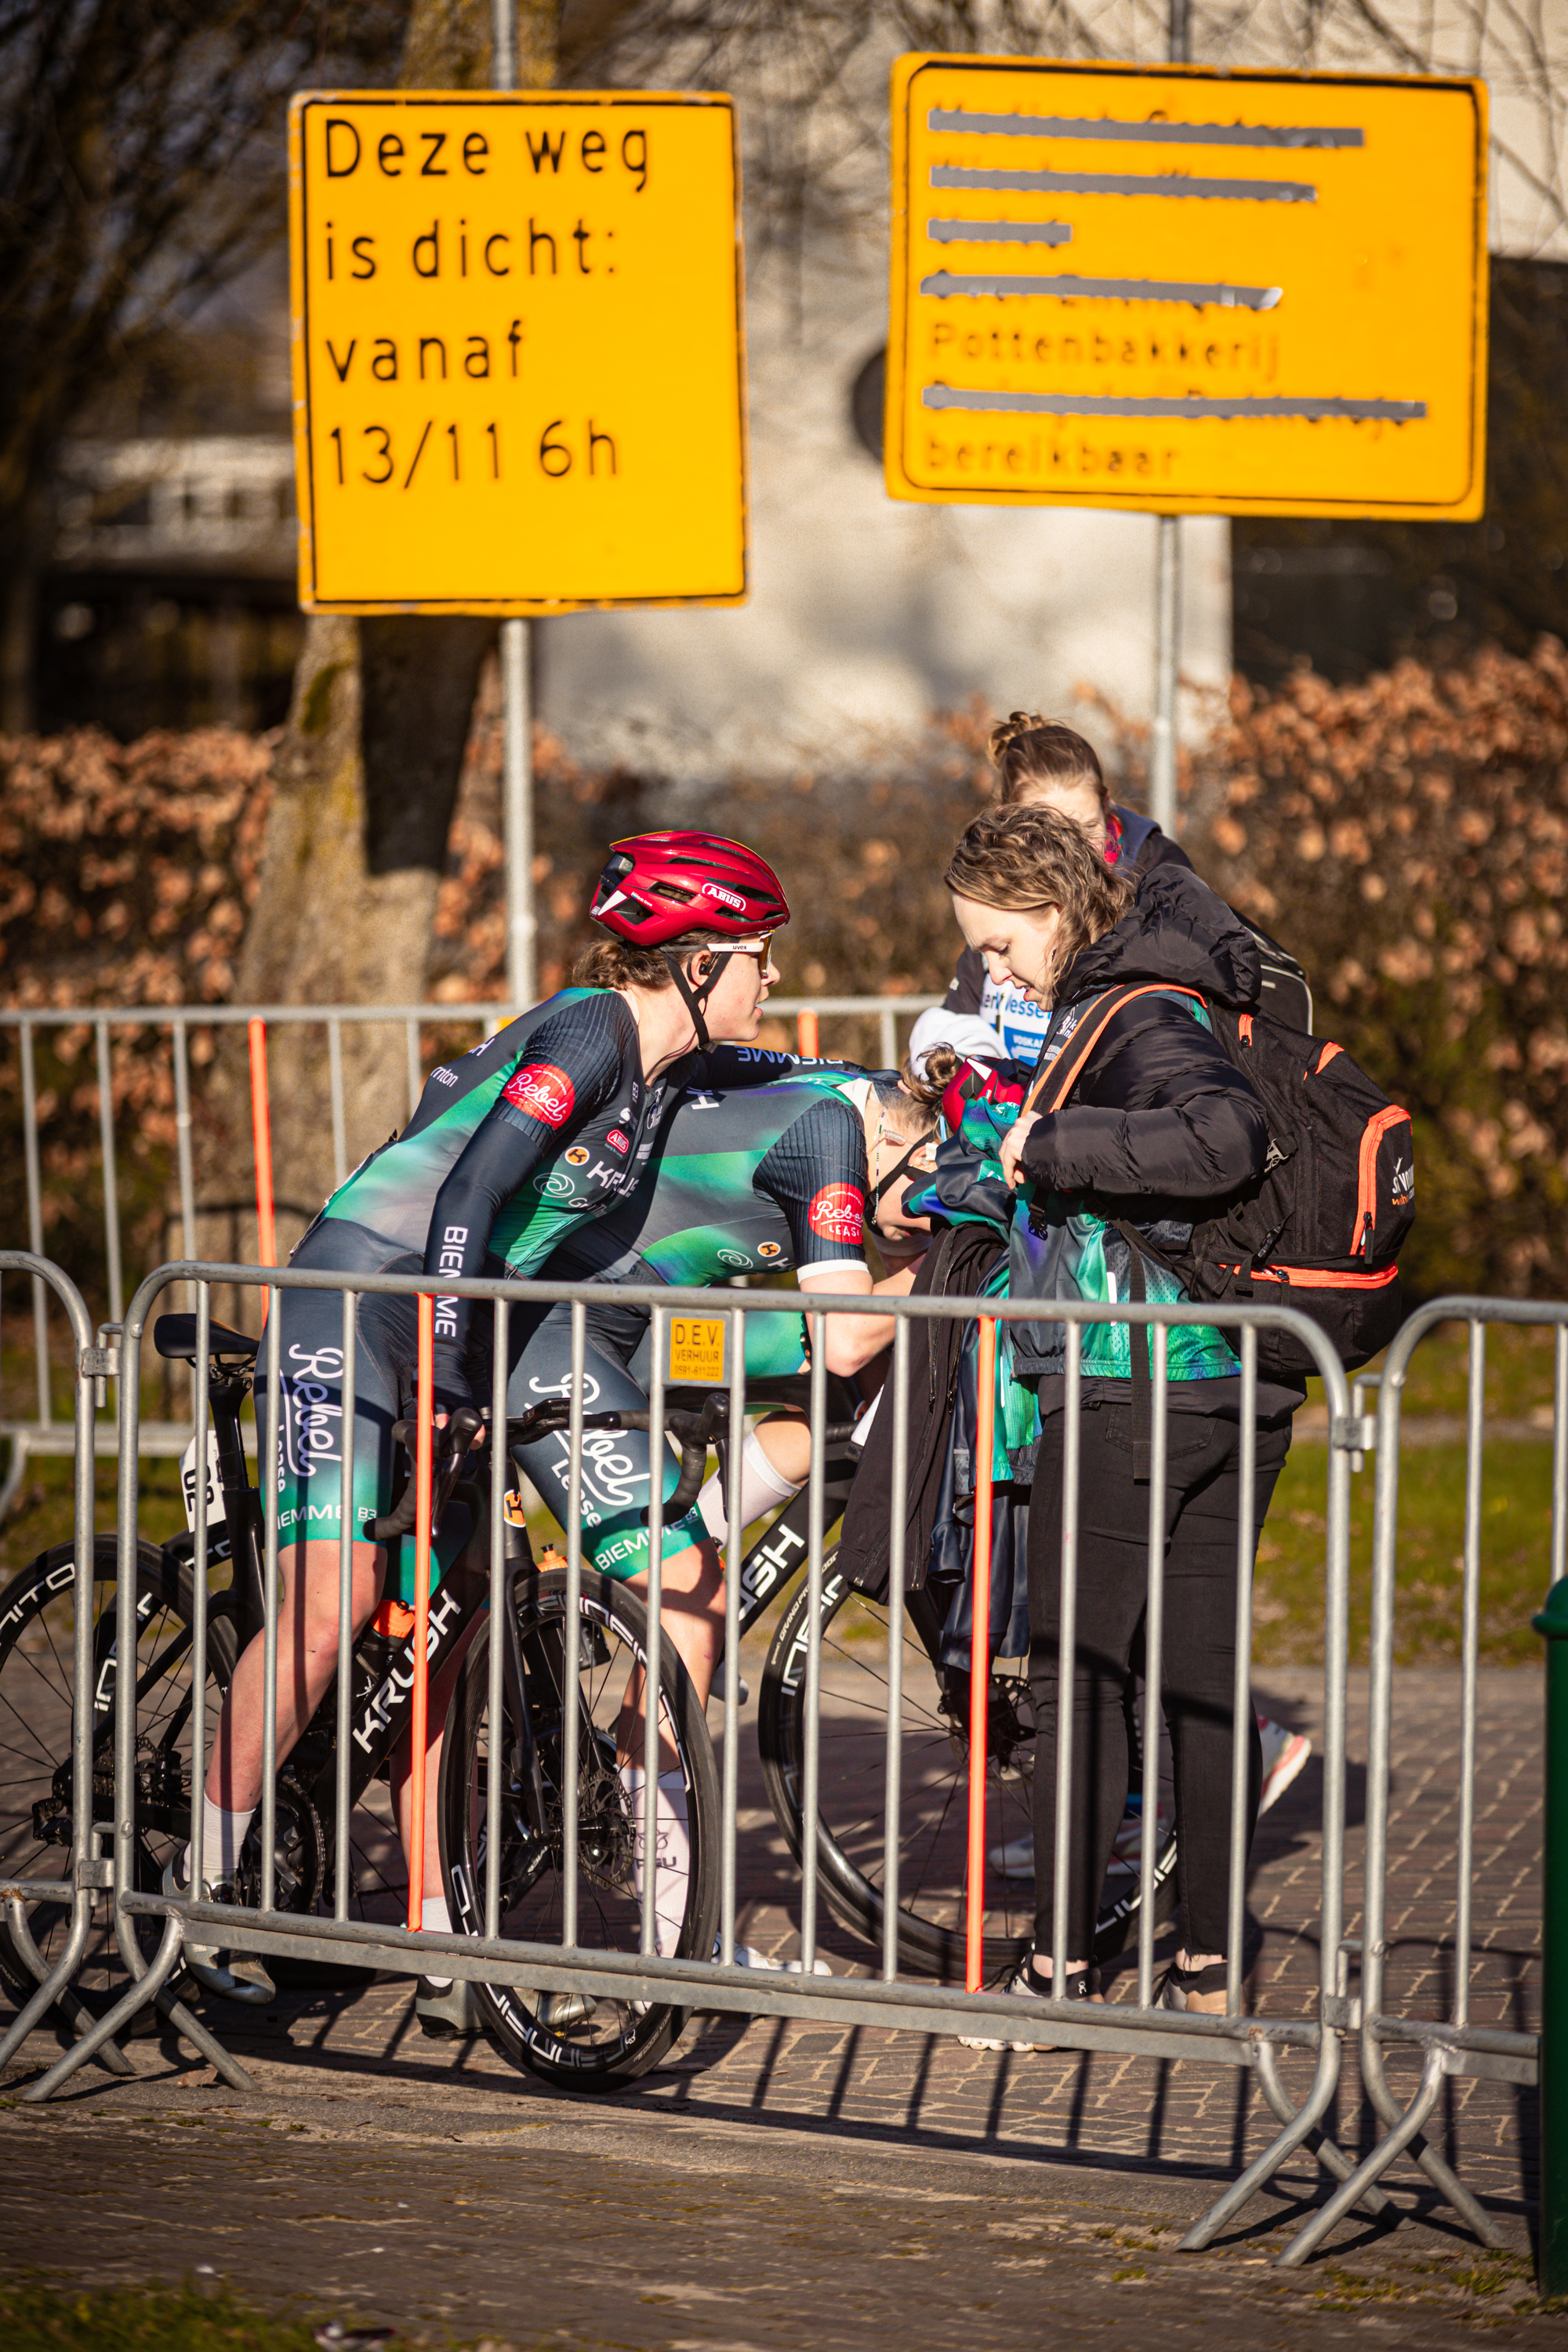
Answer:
[{"left": 944, "top": 804, "right": 1301, "bottom": 2037}]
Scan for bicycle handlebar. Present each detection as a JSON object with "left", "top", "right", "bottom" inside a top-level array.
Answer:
[
  {"left": 368, "top": 1389, "right": 862, "bottom": 1546},
  {"left": 367, "top": 1405, "right": 485, "bottom": 1541}
]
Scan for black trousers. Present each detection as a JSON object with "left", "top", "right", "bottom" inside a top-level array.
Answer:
[{"left": 1026, "top": 1400, "right": 1291, "bottom": 1961}]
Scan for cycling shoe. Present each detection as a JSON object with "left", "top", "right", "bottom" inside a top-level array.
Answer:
[
  {"left": 162, "top": 1857, "right": 275, "bottom": 2005},
  {"left": 414, "top": 1976, "right": 485, "bottom": 2038}
]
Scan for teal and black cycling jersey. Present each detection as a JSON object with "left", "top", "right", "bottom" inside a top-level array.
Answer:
[
  {"left": 547, "top": 1065, "right": 871, "bottom": 1377},
  {"left": 319, "top": 987, "right": 672, "bottom": 1392}
]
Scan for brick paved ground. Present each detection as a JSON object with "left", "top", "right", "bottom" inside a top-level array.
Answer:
[{"left": 1, "top": 1662, "right": 1541, "bottom": 2243}]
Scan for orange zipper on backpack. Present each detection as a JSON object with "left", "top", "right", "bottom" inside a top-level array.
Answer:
[
  {"left": 1354, "top": 1105, "right": 1410, "bottom": 1254},
  {"left": 1222, "top": 1260, "right": 1399, "bottom": 1292}
]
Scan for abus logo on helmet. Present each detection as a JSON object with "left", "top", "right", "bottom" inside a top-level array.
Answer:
[
  {"left": 503, "top": 1062, "right": 575, "bottom": 1128},
  {"left": 701, "top": 881, "right": 746, "bottom": 912},
  {"left": 808, "top": 1183, "right": 864, "bottom": 1244}
]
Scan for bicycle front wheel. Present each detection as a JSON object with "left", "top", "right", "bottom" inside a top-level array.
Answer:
[
  {"left": 757, "top": 1555, "right": 1178, "bottom": 1980},
  {"left": 0, "top": 1533, "right": 238, "bottom": 2020},
  {"left": 438, "top": 1566, "right": 720, "bottom": 2093}
]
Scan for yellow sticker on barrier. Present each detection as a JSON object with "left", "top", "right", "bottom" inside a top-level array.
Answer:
[
  {"left": 667, "top": 1316, "right": 728, "bottom": 1387},
  {"left": 288, "top": 90, "right": 749, "bottom": 610},
  {"left": 887, "top": 56, "right": 1488, "bottom": 518}
]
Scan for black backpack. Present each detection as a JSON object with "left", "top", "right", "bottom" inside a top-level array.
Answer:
[{"left": 1032, "top": 983, "right": 1414, "bottom": 1379}]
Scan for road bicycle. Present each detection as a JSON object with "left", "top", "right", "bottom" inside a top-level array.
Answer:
[{"left": 0, "top": 1307, "right": 1176, "bottom": 2091}]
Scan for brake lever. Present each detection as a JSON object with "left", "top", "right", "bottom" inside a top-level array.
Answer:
[{"left": 367, "top": 1406, "right": 485, "bottom": 1541}]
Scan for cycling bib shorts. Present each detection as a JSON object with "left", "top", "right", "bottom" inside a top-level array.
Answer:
[
  {"left": 263, "top": 1219, "right": 477, "bottom": 1606},
  {"left": 506, "top": 1301, "right": 708, "bottom": 1581}
]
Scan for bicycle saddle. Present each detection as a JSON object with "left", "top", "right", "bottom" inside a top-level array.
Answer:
[{"left": 153, "top": 1312, "right": 260, "bottom": 1363}]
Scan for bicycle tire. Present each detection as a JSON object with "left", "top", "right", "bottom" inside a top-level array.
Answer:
[
  {"left": 0, "top": 1533, "right": 238, "bottom": 2019},
  {"left": 757, "top": 1555, "right": 1178, "bottom": 1980},
  {"left": 438, "top": 1566, "right": 720, "bottom": 2093}
]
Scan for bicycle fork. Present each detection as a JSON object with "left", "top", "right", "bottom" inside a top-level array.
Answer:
[{"left": 499, "top": 1559, "right": 551, "bottom": 1843}]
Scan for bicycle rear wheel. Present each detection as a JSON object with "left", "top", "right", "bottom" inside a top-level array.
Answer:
[
  {"left": 757, "top": 1555, "right": 1178, "bottom": 1980},
  {"left": 438, "top": 1566, "right": 720, "bottom": 2092}
]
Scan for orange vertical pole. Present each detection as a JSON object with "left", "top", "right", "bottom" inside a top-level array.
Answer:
[
  {"left": 247, "top": 1018, "right": 276, "bottom": 1269},
  {"left": 407, "top": 1291, "right": 434, "bottom": 1932},
  {"left": 797, "top": 1009, "right": 819, "bottom": 1058},
  {"left": 966, "top": 1314, "right": 997, "bottom": 1994}
]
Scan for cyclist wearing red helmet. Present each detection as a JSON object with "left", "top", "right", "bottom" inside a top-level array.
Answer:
[{"left": 172, "top": 831, "right": 788, "bottom": 2009}]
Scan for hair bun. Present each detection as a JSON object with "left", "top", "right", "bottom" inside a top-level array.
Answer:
[{"left": 987, "top": 710, "right": 1049, "bottom": 765}]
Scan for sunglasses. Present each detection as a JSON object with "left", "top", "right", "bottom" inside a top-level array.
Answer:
[{"left": 724, "top": 931, "right": 777, "bottom": 967}]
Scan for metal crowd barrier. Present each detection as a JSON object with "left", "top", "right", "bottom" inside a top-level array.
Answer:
[
  {"left": 0, "top": 994, "right": 938, "bottom": 1517},
  {"left": 1276, "top": 1298, "right": 1568, "bottom": 2269},
  {"left": 0, "top": 1247, "right": 247, "bottom": 2089},
  {"left": 9, "top": 1251, "right": 1376, "bottom": 2260}
]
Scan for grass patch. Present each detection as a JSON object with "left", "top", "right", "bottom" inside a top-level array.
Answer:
[
  {"left": 1303, "top": 1315, "right": 1562, "bottom": 1425},
  {"left": 1254, "top": 1437, "right": 1557, "bottom": 1667},
  {"left": 0, "top": 2281, "right": 332, "bottom": 2352}
]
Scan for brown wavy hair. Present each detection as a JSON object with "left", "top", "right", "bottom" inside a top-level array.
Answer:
[
  {"left": 944, "top": 804, "right": 1136, "bottom": 1000},
  {"left": 988, "top": 711, "right": 1108, "bottom": 811}
]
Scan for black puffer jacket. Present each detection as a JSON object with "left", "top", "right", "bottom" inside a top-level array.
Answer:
[{"left": 1006, "top": 866, "right": 1269, "bottom": 1381}]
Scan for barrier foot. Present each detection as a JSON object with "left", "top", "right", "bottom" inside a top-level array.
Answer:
[
  {"left": 21, "top": 1915, "right": 252, "bottom": 2102},
  {"left": 1253, "top": 2037, "right": 1389, "bottom": 2216},
  {"left": 151, "top": 1981, "right": 255, "bottom": 2094},
  {"left": 1, "top": 1895, "right": 136, "bottom": 2078},
  {"left": 1274, "top": 2049, "right": 1502, "bottom": 2267},
  {"left": 1181, "top": 2038, "right": 1348, "bottom": 2252}
]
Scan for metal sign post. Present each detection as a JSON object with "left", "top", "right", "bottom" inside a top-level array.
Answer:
[
  {"left": 1148, "top": 0, "right": 1187, "bottom": 838},
  {"left": 493, "top": 0, "right": 535, "bottom": 1009},
  {"left": 885, "top": 50, "right": 1488, "bottom": 834}
]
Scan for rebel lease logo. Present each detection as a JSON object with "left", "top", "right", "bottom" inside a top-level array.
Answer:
[
  {"left": 564, "top": 1145, "right": 591, "bottom": 1167},
  {"left": 757, "top": 1240, "right": 782, "bottom": 1258},
  {"left": 503, "top": 1062, "right": 575, "bottom": 1127},
  {"left": 807, "top": 1183, "right": 865, "bottom": 1244}
]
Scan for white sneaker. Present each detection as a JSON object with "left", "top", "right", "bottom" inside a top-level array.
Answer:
[
  {"left": 988, "top": 1836, "right": 1034, "bottom": 1878},
  {"left": 1258, "top": 1717, "right": 1312, "bottom": 1815}
]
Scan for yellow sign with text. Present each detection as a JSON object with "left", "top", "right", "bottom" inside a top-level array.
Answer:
[
  {"left": 887, "top": 57, "right": 1487, "bottom": 517},
  {"left": 289, "top": 93, "right": 748, "bottom": 610},
  {"left": 666, "top": 1316, "right": 728, "bottom": 1388}
]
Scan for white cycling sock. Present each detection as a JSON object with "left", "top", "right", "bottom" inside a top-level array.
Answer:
[
  {"left": 697, "top": 1431, "right": 802, "bottom": 1542},
  {"left": 619, "top": 1763, "right": 691, "bottom": 1959},
  {"left": 421, "top": 1893, "right": 453, "bottom": 1989},
  {"left": 185, "top": 1798, "right": 254, "bottom": 1887}
]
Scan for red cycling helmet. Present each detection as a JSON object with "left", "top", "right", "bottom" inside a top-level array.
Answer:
[{"left": 590, "top": 831, "right": 789, "bottom": 946}]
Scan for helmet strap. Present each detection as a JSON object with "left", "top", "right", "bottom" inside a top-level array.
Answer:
[{"left": 662, "top": 946, "right": 731, "bottom": 1053}]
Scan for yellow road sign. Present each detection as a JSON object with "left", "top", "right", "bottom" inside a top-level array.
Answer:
[
  {"left": 289, "top": 93, "right": 748, "bottom": 611},
  {"left": 887, "top": 57, "right": 1487, "bottom": 518}
]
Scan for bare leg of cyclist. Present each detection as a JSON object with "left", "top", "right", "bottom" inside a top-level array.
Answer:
[
  {"left": 618, "top": 1536, "right": 724, "bottom": 1768},
  {"left": 205, "top": 1537, "right": 386, "bottom": 1815}
]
